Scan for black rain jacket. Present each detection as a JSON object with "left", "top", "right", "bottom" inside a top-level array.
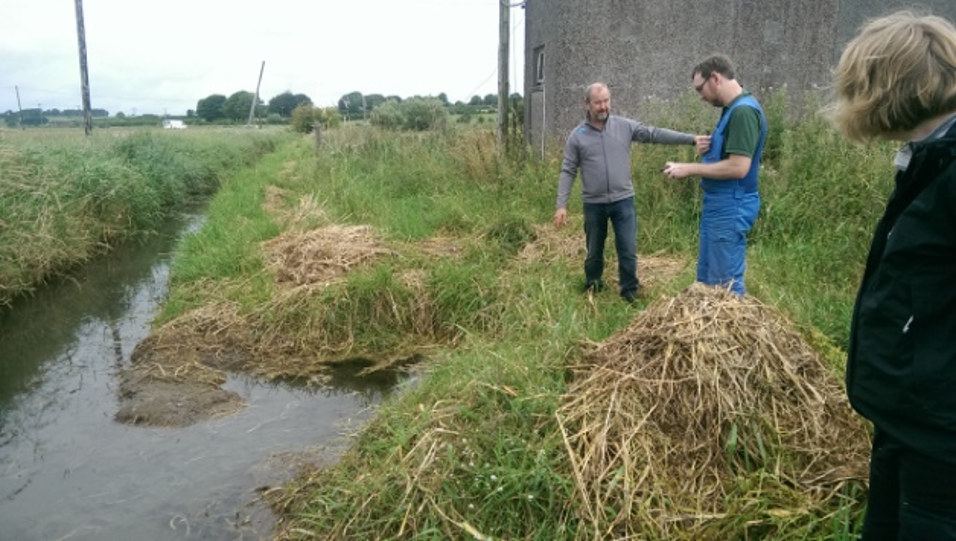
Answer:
[{"left": 846, "top": 120, "right": 956, "bottom": 461}]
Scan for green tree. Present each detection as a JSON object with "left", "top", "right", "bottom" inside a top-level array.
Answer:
[
  {"left": 437, "top": 92, "right": 449, "bottom": 106},
  {"left": 468, "top": 95, "right": 483, "bottom": 106},
  {"left": 337, "top": 91, "right": 365, "bottom": 120},
  {"left": 2, "top": 111, "right": 17, "bottom": 127},
  {"left": 268, "top": 91, "right": 312, "bottom": 117},
  {"left": 364, "top": 93, "right": 387, "bottom": 112},
  {"left": 223, "top": 91, "right": 258, "bottom": 122},
  {"left": 196, "top": 94, "right": 227, "bottom": 122},
  {"left": 482, "top": 93, "right": 497, "bottom": 107}
]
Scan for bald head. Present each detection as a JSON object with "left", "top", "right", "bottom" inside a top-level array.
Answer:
[
  {"left": 584, "top": 82, "right": 611, "bottom": 124},
  {"left": 585, "top": 82, "right": 610, "bottom": 102}
]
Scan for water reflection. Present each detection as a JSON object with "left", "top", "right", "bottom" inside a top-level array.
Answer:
[
  {"left": 0, "top": 210, "right": 399, "bottom": 540},
  {"left": 0, "top": 217, "right": 193, "bottom": 415}
]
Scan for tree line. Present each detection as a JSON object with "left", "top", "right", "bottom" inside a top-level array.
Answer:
[
  {"left": 194, "top": 89, "right": 519, "bottom": 124},
  {"left": 1, "top": 90, "right": 521, "bottom": 128}
]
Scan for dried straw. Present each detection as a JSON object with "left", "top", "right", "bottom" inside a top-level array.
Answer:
[
  {"left": 263, "top": 225, "right": 392, "bottom": 288},
  {"left": 129, "top": 302, "right": 250, "bottom": 386},
  {"left": 557, "top": 283, "right": 870, "bottom": 538}
]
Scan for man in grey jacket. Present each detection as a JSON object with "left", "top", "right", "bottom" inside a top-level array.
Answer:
[{"left": 554, "top": 82, "right": 709, "bottom": 302}]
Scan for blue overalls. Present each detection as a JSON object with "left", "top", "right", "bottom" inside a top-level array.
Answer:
[{"left": 698, "top": 95, "right": 766, "bottom": 295}]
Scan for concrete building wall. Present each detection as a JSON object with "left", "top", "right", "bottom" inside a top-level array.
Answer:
[{"left": 523, "top": 0, "right": 956, "bottom": 152}]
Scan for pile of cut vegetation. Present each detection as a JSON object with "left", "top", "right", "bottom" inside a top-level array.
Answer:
[
  {"left": 557, "top": 283, "right": 870, "bottom": 539},
  {"left": 263, "top": 224, "right": 392, "bottom": 287},
  {"left": 117, "top": 224, "right": 461, "bottom": 426},
  {"left": 115, "top": 302, "right": 250, "bottom": 426}
]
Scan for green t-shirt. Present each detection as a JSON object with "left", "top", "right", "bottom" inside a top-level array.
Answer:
[{"left": 722, "top": 92, "right": 761, "bottom": 159}]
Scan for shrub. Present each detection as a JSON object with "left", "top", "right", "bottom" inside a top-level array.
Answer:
[
  {"left": 369, "top": 100, "right": 404, "bottom": 130},
  {"left": 289, "top": 104, "right": 316, "bottom": 133},
  {"left": 401, "top": 97, "right": 448, "bottom": 131},
  {"left": 315, "top": 107, "right": 342, "bottom": 129}
]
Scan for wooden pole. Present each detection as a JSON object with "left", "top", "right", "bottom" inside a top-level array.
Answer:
[
  {"left": 15, "top": 86, "right": 24, "bottom": 129},
  {"left": 74, "top": 0, "right": 93, "bottom": 135},
  {"left": 247, "top": 61, "right": 265, "bottom": 127},
  {"left": 497, "top": 0, "right": 510, "bottom": 155}
]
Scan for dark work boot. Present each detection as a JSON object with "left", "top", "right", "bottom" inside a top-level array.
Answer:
[
  {"left": 621, "top": 285, "right": 645, "bottom": 304},
  {"left": 585, "top": 279, "right": 605, "bottom": 294}
]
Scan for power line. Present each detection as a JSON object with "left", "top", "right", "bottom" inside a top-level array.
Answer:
[
  {"left": 462, "top": 68, "right": 498, "bottom": 102},
  {"left": 460, "top": 3, "right": 524, "bottom": 101}
]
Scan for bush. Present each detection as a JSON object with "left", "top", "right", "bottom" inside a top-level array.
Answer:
[
  {"left": 315, "top": 107, "right": 342, "bottom": 129},
  {"left": 369, "top": 100, "right": 404, "bottom": 130},
  {"left": 401, "top": 97, "right": 448, "bottom": 131},
  {"left": 289, "top": 105, "right": 341, "bottom": 134},
  {"left": 290, "top": 104, "right": 317, "bottom": 133}
]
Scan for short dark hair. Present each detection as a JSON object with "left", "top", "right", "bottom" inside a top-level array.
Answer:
[{"left": 693, "top": 54, "right": 736, "bottom": 81}]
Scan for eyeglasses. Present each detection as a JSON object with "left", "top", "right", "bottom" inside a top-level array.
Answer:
[{"left": 694, "top": 77, "right": 710, "bottom": 93}]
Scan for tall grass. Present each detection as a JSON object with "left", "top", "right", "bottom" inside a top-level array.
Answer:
[{"left": 0, "top": 127, "right": 292, "bottom": 307}]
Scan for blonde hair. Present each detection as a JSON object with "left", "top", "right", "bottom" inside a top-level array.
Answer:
[{"left": 829, "top": 10, "right": 956, "bottom": 142}]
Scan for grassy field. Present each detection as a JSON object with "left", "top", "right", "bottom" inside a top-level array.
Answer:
[{"left": 1, "top": 92, "right": 897, "bottom": 538}]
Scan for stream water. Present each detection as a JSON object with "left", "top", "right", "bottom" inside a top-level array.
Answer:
[{"left": 0, "top": 211, "right": 394, "bottom": 540}]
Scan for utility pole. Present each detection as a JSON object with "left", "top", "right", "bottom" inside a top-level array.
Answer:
[
  {"left": 497, "top": 0, "right": 510, "bottom": 155},
  {"left": 74, "top": 0, "right": 93, "bottom": 135},
  {"left": 247, "top": 61, "right": 265, "bottom": 127},
  {"left": 15, "top": 86, "right": 23, "bottom": 129}
]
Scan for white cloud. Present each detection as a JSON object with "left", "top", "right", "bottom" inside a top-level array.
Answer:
[{"left": 1, "top": 0, "right": 525, "bottom": 116}]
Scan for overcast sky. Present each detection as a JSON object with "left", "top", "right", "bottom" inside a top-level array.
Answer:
[{"left": 1, "top": 0, "right": 525, "bottom": 116}]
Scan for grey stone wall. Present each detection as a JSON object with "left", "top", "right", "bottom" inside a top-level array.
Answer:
[{"left": 523, "top": 0, "right": 956, "bottom": 152}]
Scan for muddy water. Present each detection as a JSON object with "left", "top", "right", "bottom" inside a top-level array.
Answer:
[{"left": 0, "top": 211, "right": 395, "bottom": 540}]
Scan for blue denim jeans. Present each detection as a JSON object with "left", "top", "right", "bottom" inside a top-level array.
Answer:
[
  {"left": 697, "top": 190, "right": 760, "bottom": 295},
  {"left": 583, "top": 197, "right": 638, "bottom": 296},
  {"left": 861, "top": 430, "right": 956, "bottom": 540}
]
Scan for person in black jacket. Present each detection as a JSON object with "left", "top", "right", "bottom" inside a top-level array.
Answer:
[{"left": 829, "top": 10, "right": 956, "bottom": 540}]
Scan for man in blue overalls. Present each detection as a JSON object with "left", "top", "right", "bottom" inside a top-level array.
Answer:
[{"left": 664, "top": 54, "right": 767, "bottom": 296}]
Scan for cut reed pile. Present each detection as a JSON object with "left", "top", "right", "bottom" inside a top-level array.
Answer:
[
  {"left": 129, "top": 223, "right": 449, "bottom": 387},
  {"left": 557, "top": 283, "right": 870, "bottom": 539},
  {"left": 129, "top": 300, "right": 250, "bottom": 385},
  {"left": 263, "top": 224, "right": 392, "bottom": 288}
]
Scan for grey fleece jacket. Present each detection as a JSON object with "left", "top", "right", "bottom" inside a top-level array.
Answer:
[{"left": 556, "top": 114, "right": 695, "bottom": 208}]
